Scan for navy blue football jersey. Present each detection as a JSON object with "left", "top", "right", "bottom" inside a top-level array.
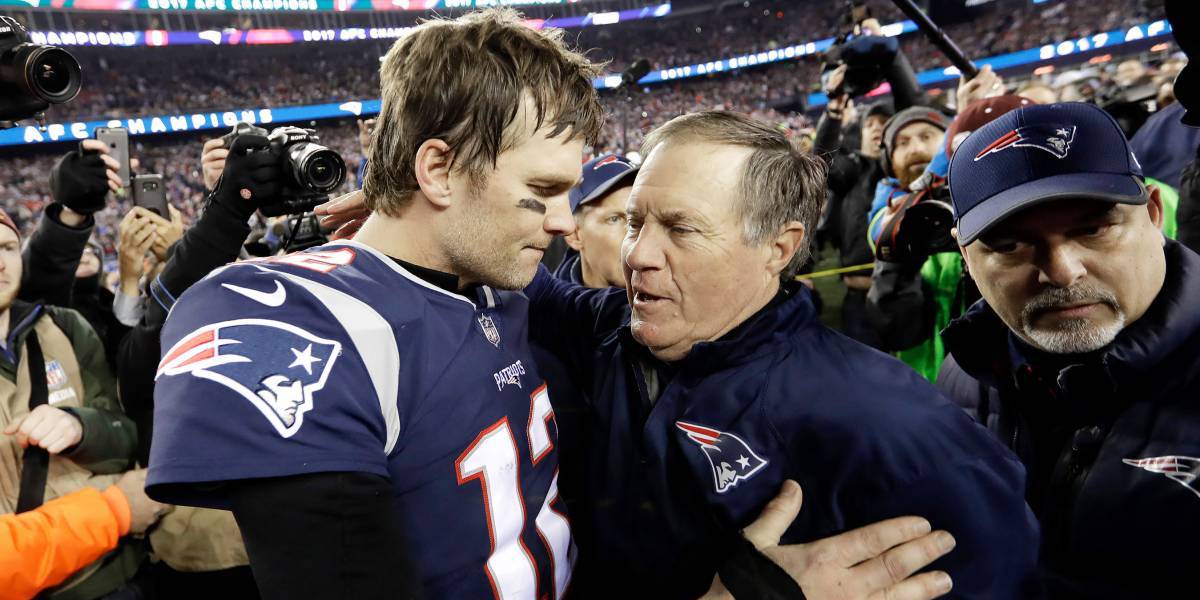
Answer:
[{"left": 147, "top": 240, "right": 574, "bottom": 599}]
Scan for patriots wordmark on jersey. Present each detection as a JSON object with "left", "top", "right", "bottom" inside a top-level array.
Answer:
[{"left": 148, "top": 241, "right": 575, "bottom": 599}]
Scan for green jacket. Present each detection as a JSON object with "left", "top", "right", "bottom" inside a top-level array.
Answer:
[
  {"left": 894, "top": 253, "right": 964, "bottom": 383},
  {"left": 1, "top": 300, "right": 142, "bottom": 600},
  {"left": 1150, "top": 178, "right": 1179, "bottom": 240}
]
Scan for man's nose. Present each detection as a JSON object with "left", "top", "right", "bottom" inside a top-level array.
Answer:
[
  {"left": 1037, "top": 242, "right": 1088, "bottom": 288},
  {"left": 544, "top": 194, "right": 576, "bottom": 238},
  {"left": 623, "top": 226, "right": 665, "bottom": 272}
]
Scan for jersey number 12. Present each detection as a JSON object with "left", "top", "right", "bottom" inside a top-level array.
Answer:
[{"left": 456, "top": 384, "right": 572, "bottom": 600}]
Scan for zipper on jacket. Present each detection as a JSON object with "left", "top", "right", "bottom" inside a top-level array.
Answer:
[{"left": 1043, "top": 424, "right": 1106, "bottom": 574}]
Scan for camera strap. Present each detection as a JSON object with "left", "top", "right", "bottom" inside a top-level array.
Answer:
[{"left": 16, "top": 330, "right": 51, "bottom": 513}]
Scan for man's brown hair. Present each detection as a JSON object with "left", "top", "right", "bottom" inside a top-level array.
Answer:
[{"left": 363, "top": 9, "right": 605, "bottom": 216}]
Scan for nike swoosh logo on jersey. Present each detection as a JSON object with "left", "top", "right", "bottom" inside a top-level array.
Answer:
[{"left": 222, "top": 280, "right": 287, "bottom": 307}]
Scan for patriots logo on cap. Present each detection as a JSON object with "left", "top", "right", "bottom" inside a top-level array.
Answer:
[
  {"left": 974, "top": 124, "right": 1077, "bottom": 161},
  {"left": 1124, "top": 456, "right": 1200, "bottom": 500},
  {"left": 156, "top": 319, "right": 341, "bottom": 438},
  {"left": 677, "top": 421, "right": 769, "bottom": 493},
  {"left": 593, "top": 155, "right": 631, "bottom": 170}
]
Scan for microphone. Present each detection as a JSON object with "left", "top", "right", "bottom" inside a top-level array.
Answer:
[{"left": 621, "top": 58, "right": 652, "bottom": 87}]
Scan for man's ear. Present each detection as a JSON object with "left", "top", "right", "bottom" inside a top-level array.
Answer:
[
  {"left": 952, "top": 226, "right": 971, "bottom": 275},
  {"left": 1146, "top": 184, "right": 1165, "bottom": 231},
  {"left": 414, "top": 139, "right": 454, "bottom": 208},
  {"left": 767, "top": 221, "right": 807, "bottom": 277}
]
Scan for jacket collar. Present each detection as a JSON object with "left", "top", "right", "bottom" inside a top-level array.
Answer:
[
  {"left": 0, "top": 301, "right": 44, "bottom": 366},
  {"left": 553, "top": 250, "right": 585, "bottom": 286},
  {"left": 944, "top": 240, "right": 1200, "bottom": 391},
  {"left": 619, "top": 281, "right": 819, "bottom": 375}
]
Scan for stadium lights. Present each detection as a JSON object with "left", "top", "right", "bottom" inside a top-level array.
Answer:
[
  {"left": 0, "top": 19, "right": 1175, "bottom": 147},
  {"left": 26, "top": 4, "right": 670, "bottom": 47},
  {"left": 0, "top": 0, "right": 582, "bottom": 10}
]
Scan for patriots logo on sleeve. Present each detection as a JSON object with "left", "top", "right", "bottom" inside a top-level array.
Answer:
[
  {"left": 156, "top": 319, "right": 342, "bottom": 438},
  {"left": 1124, "top": 456, "right": 1200, "bottom": 500},
  {"left": 676, "top": 421, "right": 769, "bottom": 494},
  {"left": 974, "top": 124, "right": 1077, "bottom": 161}
]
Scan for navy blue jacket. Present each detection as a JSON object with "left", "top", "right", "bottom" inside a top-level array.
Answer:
[
  {"left": 938, "top": 240, "right": 1200, "bottom": 600},
  {"left": 1130, "top": 102, "right": 1200, "bottom": 189},
  {"left": 553, "top": 249, "right": 585, "bottom": 285},
  {"left": 526, "top": 267, "right": 1039, "bottom": 599}
]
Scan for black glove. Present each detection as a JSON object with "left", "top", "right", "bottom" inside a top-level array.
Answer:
[
  {"left": 207, "top": 132, "right": 282, "bottom": 221},
  {"left": 49, "top": 145, "right": 110, "bottom": 215}
]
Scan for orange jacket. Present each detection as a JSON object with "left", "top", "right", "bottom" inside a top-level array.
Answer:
[{"left": 0, "top": 487, "right": 130, "bottom": 600}]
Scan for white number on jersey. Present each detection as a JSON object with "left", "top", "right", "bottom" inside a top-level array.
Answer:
[{"left": 456, "top": 386, "right": 573, "bottom": 600}]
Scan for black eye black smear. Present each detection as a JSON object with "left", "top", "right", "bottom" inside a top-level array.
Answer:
[{"left": 517, "top": 197, "right": 546, "bottom": 214}]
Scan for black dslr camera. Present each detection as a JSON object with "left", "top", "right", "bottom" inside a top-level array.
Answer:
[
  {"left": 1097, "top": 83, "right": 1159, "bottom": 139},
  {"left": 873, "top": 173, "right": 958, "bottom": 264},
  {"left": 820, "top": 1, "right": 897, "bottom": 98},
  {"left": 0, "top": 16, "right": 82, "bottom": 125},
  {"left": 221, "top": 122, "right": 347, "bottom": 217}
]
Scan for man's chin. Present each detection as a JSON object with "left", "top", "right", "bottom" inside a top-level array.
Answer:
[
  {"left": 899, "top": 163, "right": 929, "bottom": 188},
  {"left": 1022, "top": 319, "right": 1124, "bottom": 354},
  {"left": 496, "top": 268, "right": 538, "bottom": 291},
  {"left": 629, "top": 318, "right": 683, "bottom": 356},
  {"left": 629, "top": 318, "right": 657, "bottom": 346}
]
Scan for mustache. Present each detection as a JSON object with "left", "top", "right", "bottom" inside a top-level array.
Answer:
[
  {"left": 903, "top": 153, "right": 933, "bottom": 173},
  {"left": 1021, "top": 284, "right": 1120, "bottom": 323}
]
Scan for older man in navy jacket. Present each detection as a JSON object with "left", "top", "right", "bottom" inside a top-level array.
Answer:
[
  {"left": 526, "top": 110, "right": 1039, "bottom": 599},
  {"left": 939, "top": 102, "right": 1200, "bottom": 599}
]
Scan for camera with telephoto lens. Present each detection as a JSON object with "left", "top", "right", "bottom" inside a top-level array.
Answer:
[
  {"left": 0, "top": 16, "right": 82, "bottom": 124},
  {"left": 820, "top": 1, "right": 897, "bottom": 98},
  {"left": 873, "top": 173, "right": 958, "bottom": 264},
  {"left": 221, "top": 121, "right": 347, "bottom": 217}
]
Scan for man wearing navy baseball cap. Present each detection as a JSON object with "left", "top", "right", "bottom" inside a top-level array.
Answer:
[
  {"left": 554, "top": 153, "right": 638, "bottom": 288},
  {"left": 939, "top": 102, "right": 1200, "bottom": 599}
]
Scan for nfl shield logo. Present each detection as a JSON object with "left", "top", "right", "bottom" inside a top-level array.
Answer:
[
  {"left": 478, "top": 314, "right": 501, "bottom": 347},
  {"left": 45, "top": 360, "right": 68, "bottom": 389}
]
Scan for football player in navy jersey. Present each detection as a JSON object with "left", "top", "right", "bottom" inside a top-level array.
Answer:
[{"left": 147, "top": 9, "right": 604, "bottom": 599}]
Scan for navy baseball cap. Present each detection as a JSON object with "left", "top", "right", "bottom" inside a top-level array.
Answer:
[
  {"left": 570, "top": 154, "right": 638, "bottom": 213},
  {"left": 949, "top": 102, "right": 1147, "bottom": 245}
]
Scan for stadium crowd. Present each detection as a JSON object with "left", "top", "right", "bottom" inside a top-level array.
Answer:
[{"left": 0, "top": 0, "right": 1160, "bottom": 125}]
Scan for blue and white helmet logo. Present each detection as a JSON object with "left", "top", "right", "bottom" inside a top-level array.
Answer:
[
  {"left": 157, "top": 318, "right": 341, "bottom": 438},
  {"left": 677, "top": 421, "right": 769, "bottom": 493},
  {"left": 1124, "top": 455, "right": 1200, "bottom": 500},
  {"left": 974, "top": 124, "right": 1077, "bottom": 161}
]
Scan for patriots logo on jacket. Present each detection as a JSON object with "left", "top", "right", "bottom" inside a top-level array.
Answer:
[
  {"left": 156, "top": 319, "right": 341, "bottom": 438},
  {"left": 1124, "top": 456, "right": 1200, "bottom": 499},
  {"left": 974, "top": 124, "right": 1076, "bottom": 161},
  {"left": 676, "top": 421, "right": 769, "bottom": 494}
]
